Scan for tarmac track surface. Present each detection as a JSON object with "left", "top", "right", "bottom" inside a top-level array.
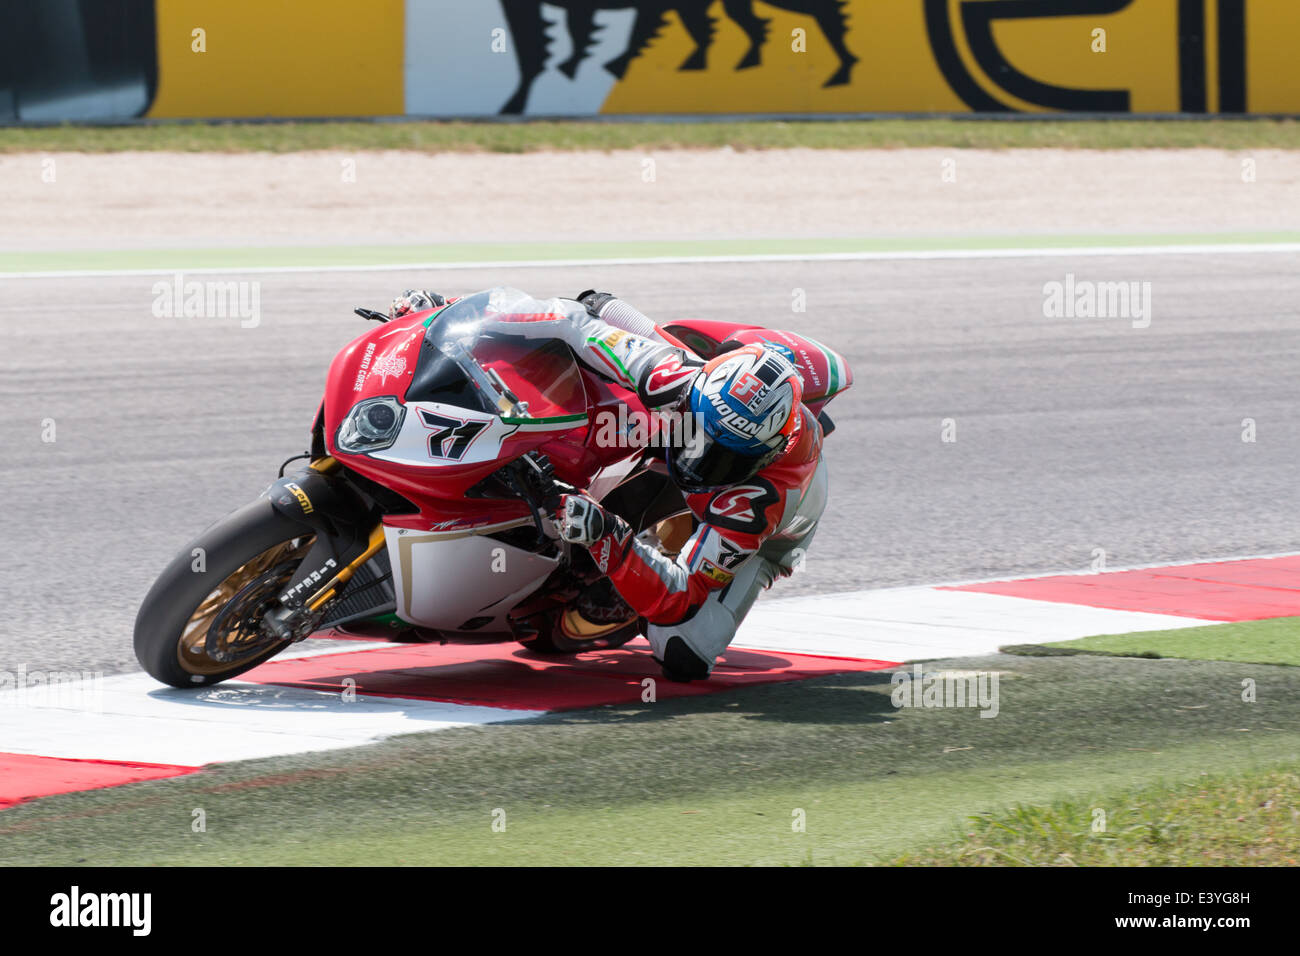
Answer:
[{"left": 1, "top": 252, "right": 1297, "bottom": 675}]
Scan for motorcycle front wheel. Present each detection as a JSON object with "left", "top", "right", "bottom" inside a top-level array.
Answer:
[{"left": 133, "top": 498, "right": 314, "bottom": 687}]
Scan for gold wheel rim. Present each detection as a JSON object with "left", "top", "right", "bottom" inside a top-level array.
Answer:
[
  {"left": 177, "top": 537, "right": 312, "bottom": 675},
  {"left": 559, "top": 607, "right": 636, "bottom": 641}
]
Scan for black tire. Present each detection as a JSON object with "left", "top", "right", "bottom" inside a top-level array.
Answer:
[
  {"left": 517, "top": 611, "right": 641, "bottom": 654},
  {"left": 133, "top": 498, "right": 313, "bottom": 688}
]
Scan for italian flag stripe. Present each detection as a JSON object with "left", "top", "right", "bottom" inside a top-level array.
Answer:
[
  {"left": 806, "top": 335, "right": 845, "bottom": 398},
  {"left": 588, "top": 338, "right": 634, "bottom": 386}
]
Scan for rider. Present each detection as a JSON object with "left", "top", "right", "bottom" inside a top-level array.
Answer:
[{"left": 390, "top": 287, "right": 827, "bottom": 682}]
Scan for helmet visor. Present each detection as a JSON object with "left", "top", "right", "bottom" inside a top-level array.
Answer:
[{"left": 667, "top": 430, "right": 763, "bottom": 492}]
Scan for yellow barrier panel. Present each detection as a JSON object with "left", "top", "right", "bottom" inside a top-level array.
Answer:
[
  {"left": 27, "top": 0, "right": 1281, "bottom": 119},
  {"left": 147, "top": 0, "right": 404, "bottom": 118},
  {"left": 1246, "top": 1, "right": 1300, "bottom": 113}
]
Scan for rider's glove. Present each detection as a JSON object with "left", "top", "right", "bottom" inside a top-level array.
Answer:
[
  {"left": 389, "top": 289, "right": 446, "bottom": 319},
  {"left": 576, "top": 289, "right": 617, "bottom": 315},
  {"left": 558, "top": 493, "right": 633, "bottom": 573}
]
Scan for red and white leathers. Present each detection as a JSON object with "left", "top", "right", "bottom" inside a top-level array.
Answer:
[{"left": 591, "top": 405, "right": 826, "bottom": 676}]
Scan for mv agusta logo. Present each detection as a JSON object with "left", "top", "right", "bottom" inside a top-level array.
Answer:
[
  {"left": 418, "top": 410, "right": 489, "bottom": 461},
  {"left": 370, "top": 342, "right": 409, "bottom": 384}
]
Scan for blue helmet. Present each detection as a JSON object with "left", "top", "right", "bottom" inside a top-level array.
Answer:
[{"left": 666, "top": 344, "right": 804, "bottom": 493}]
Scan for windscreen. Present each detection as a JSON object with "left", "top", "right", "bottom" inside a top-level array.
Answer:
[{"left": 405, "top": 288, "right": 586, "bottom": 421}]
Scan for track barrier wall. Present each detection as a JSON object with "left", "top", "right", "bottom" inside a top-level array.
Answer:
[{"left": 2, "top": 1, "right": 1296, "bottom": 122}]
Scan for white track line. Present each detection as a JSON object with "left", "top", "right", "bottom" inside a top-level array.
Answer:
[
  {"left": 3, "top": 242, "right": 1299, "bottom": 280},
  {"left": 0, "top": 674, "right": 536, "bottom": 765},
  {"left": 839, "top": 549, "right": 1300, "bottom": 592},
  {"left": 735, "top": 587, "right": 1214, "bottom": 661}
]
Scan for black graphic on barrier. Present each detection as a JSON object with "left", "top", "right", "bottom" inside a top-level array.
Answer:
[
  {"left": 924, "top": 0, "right": 1246, "bottom": 114},
  {"left": 500, "top": 0, "right": 1249, "bottom": 116},
  {"left": 1175, "top": 0, "right": 1245, "bottom": 113},
  {"left": 500, "top": 0, "right": 857, "bottom": 114},
  {"left": 0, "top": 0, "right": 157, "bottom": 122}
]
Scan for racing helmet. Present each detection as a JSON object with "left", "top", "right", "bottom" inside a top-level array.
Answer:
[{"left": 665, "top": 344, "right": 804, "bottom": 493}]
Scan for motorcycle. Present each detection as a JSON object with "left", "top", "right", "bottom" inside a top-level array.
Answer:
[{"left": 134, "top": 289, "right": 853, "bottom": 688}]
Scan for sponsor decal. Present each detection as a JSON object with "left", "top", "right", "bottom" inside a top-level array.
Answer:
[
  {"left": 759, "top": 338, "right": 798, "bottom": 364},
  {"left": 491, "top": 311, "right": 567, "bottom": 323},
  {"left": 700, "top": 560, "right": 734, "bottom": 585},
  {"left": 427, "top": 517, "right": 489, "bottom": 532},
  {"left": 728, "top": 370, "right": 768, "bottom": 408},
  {"left": 353, "top": 342, "right": 377, "bottom": 391},
  {"left": 758, "top": 335, "right": 820, "bottom": 390},
  {"left": 282, "top": 558, "right": 339, "bottom": 603},
  {"left": 593, "top": 537, "right": 613, "bottom": 573},
  {"left": 705, "top": 390, "right": 766, "bottom": 439},
  {"left": 284, "top": 481, "right": 313, "bottom": 515},
  {"left": 371, "top": 350, "right": 408, "bottom": 384},
  {"left": 591, "top": 517, "right": 631, "bottom": 573},
  {"left": 716, "top": 537, "right": 748, "bottom": 570},
  {"left": 418, "top": 410, "right": 490, "bottom": 461},
  {"left": 706, "top": 480, "right": 778, "bottom": 535}
]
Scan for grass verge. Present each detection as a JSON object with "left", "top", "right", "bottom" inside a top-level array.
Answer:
[
  {"left": 5, "top": 231, "right": 1299, "bottom": 276},
  {"left": 2, "top": 119, "right": 1300, "bottom": 154},
  {"left": 1003, "top": 617, "right": 1300, "bottom": 667},
  {"left": 1, "top": 654, "right": 1297, "bottom": 865},
  {"left": 887, "top": 766, "right": 1300, "bottom": 865}
]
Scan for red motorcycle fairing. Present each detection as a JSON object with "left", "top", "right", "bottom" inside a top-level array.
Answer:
[
  {"left": 660, "top": 318, "right": 763, "bottom": 359},
  {"left": 320, "top": 308, "right": 651, "bottom": 534},
  {"left": 662, "top": 319, "right": 854, "bottom": 415}
]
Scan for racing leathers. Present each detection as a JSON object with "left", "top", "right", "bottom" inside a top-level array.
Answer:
[{"left": 565, "top": 400, "right": 825, "bottom": 681}]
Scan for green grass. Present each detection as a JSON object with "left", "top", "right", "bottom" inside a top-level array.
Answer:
[
  {"left": 1004, "top": 617, "right": 1300, "bottom": 667},
  {"left": 6, "top": 230, "right": 1300, "bottom": 276},
  {"left": 3, "top": 654, "right": 1298, "bottom": 866},
  {"left": 888, "top": 767, "right": 1300, "bottom": 865},
  {"left": 3, "top": 118, "right": 1300, "bottom": 154}
]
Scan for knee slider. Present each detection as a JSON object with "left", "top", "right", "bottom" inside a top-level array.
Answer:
[{"left": 660, "top": 635, "right": 709, "bottom": 682}]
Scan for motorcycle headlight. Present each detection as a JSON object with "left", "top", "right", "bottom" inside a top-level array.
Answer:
[{"left": 336, "top": 396, "right": 406, "bottom": 454}]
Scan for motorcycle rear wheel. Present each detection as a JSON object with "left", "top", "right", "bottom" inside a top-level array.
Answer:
[
  {"left": 133, "top": 499, "right": 313, "bottom": 688},
  {"left": 517, "top": 610, "right": 641, "bottom": 654}
]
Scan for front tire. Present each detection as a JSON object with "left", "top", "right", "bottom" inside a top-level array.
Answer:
[{"left": 134, "top": 498, "right": 313, "bottom": 687}]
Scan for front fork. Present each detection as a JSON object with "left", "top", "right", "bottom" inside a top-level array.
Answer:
[{"left": 262, "top": 456, "right": 387, "bottom": 642}]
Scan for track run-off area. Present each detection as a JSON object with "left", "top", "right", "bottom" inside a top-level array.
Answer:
[{"left": 1, "top": 240, "right": 1298, "bottom": 845}]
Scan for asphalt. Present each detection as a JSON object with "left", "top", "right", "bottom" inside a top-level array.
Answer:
[{"left": 2, "top": 252, "right": 1297, "bottom": 675}]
